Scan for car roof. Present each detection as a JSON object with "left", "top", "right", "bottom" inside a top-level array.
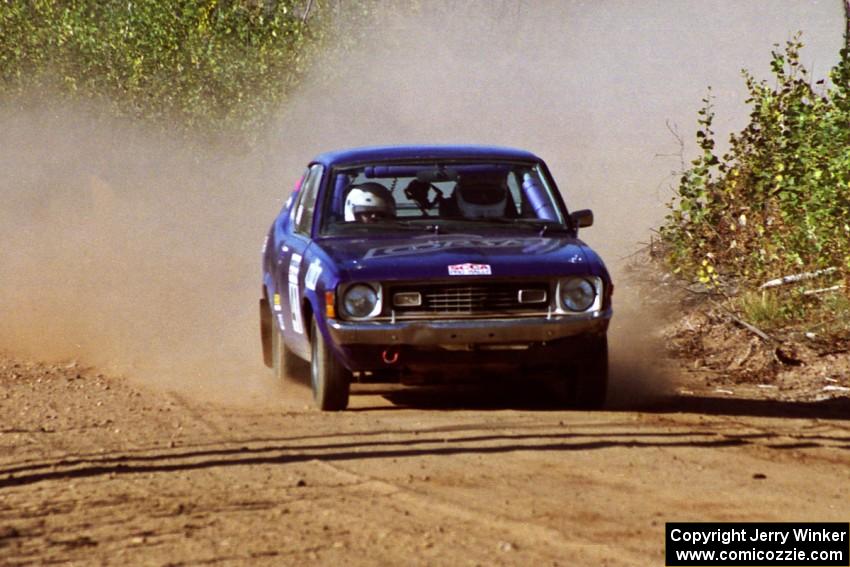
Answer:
[{"left": 311, "top": 145, "right": 542, "bottom": 167}]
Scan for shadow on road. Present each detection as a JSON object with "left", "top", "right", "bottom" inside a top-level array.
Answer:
[
  {"left": 1, "top": 377, "right": 848, "bottom": 489},
  {"left": 637, "top": 394, "right": 850, "bottom": 421},
  {"left": 353, "top": 381, "right": 850, "bottom": 422},
  {"left": 1, "top": 417, "right": 847, "bottom": 490},
  {"left": 2, "top": 427, "right": 836, "bottom": 490}
]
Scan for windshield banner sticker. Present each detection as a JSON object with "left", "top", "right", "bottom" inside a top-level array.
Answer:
[
  {"left": 448, "top": 263, "right": 492, "bottom": 276},
  {"left": 363, "top": 237, "right": 558, "bottom": 260}
]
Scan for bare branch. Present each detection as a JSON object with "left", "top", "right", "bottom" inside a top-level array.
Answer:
[
  {"left": 665, "top": 119, "right": 686, "bottom": 174},
  {"left": 302, "top": 0, "right": 314, "bottom": 24},
  {"left": 723, "top": 309, "right": 777, "bottom": 342},
  {"left": 759, "top": 267, "right": 838, "bottom": 289},
  {"left": 845, "top": 0, "right": 850, "bottom": 50},
  {"left": 802, "top": 284, "right": 845, "bottom": 296},
  {"left": 708, "top": 299, "right": 780, "bottom": 343}
]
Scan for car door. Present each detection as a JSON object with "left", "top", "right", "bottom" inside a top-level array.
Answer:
[{"left": 278, "top": 163, "right": 324, "bottom": 359}]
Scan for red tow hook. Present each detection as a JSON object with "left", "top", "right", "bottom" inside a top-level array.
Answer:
[{"left": 381, "top": 349, "right": 400, "bottom": 365}]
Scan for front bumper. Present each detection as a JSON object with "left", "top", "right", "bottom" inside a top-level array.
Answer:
[{"left": 326, "top": 309, "right": 611, "bottom": 346}]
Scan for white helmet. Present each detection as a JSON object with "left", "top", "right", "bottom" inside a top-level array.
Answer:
[
  {"left": 344, "top": 183, "right": 396, "bottom": 222},
  {"left": 456, "top": 180, "right": 507, "bottom": 219}
]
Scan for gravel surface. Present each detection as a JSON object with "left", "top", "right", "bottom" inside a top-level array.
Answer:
[{"left": 1, "top": 353, "right": 848, "bottom": 566}]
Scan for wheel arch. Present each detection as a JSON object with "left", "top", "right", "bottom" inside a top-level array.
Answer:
[{"left": 301, "top": 297, "right": 315, "bottom": 342}]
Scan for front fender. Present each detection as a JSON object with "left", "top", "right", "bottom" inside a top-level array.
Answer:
[{"left": 300, "top": 250, "right": 353, "bottom": 368}]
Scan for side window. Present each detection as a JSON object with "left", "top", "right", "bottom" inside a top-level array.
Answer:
[
  {"left": 294, "top": 164, "right": 324, "bottom": 236},
  {"left": 281, "top": 171, "right": 306, "bottom": 229}
]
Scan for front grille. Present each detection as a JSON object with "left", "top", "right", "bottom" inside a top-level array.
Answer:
[{"left": 389, "top": 282, "right": 549, "bottom": 315}]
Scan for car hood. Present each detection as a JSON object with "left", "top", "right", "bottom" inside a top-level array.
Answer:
[{"left": 316, "top": 232, "right": 605, "bottom": 281}]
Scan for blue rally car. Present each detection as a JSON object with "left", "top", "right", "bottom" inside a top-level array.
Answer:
[{"left": 260, "top": 146, "right": 613, "bottom": 411}]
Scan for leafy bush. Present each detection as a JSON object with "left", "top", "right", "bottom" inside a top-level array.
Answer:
[
  {"left": 0, "top": 0, "right": 327, "bottom": 142},
  {"left": 662, "top": 35, "right": 850, "bottom": 290}
]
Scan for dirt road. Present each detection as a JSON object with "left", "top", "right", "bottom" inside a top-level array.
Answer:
[{"left": 0, "top": 355, "right": 848, "bottom": 566}]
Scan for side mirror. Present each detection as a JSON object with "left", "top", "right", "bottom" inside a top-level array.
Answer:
[{"left": 570, "top": 209, "right": 593, "bottom": 229}]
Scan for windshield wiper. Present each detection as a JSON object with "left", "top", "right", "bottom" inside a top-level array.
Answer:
[
  {"left": 451, "top": 218, "right": 570, "bottom": 235},
  {"left": 528, "top": 221, "right": 570, "bottom": 236},
  {"left": 329, "top": 220, "right": 427, "bottom": 233},
  {"left": 385, "top": 219, "right": 444, "bottom": 233},
  {"left": 331, "top": 218, "right": 568, "bottom": 236}
]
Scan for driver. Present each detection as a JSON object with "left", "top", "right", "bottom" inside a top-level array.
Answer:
[{"left": 344, "top": 182, "right": 396, "bottom": 223}]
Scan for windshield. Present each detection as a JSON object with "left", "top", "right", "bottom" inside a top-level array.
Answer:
[{"left": 320, "top": 161, "right": 566, "bottom": 234}]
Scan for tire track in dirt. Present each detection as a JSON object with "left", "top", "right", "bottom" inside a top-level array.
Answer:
[
  {"left": 2, "top": 418, "right": 847, "bottom": 489},
  {"left": 164, "top": 391, "right": 228, "bottom": 437},
  {"left": 310, "top": 458, "right": 637, "bottom": 565}
]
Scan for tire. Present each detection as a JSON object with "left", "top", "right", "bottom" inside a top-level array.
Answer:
[
  {"left": 272, "top": 319, "right": 308, "bottom": 384},
  {"left": 310, "top": 318, "right": 351, "bottom": 411},
  {"left": 573, "top": 335, "right": 608, "bottom": 409},
  {"left": 271, "top": 319, "right": 286, "bottom": 383},
  {"left": 260, "top": 298, "right": 273, "bottom": 368}
]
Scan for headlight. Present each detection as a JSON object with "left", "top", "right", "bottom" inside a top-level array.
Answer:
[
  {"left": 342, "top": 284, "right": 381, "bottom": 318},
  {"left": 560, "top": 277, "right": 597, "bottom": 312}
]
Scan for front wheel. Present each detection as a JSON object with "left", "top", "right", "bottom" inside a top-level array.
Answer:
[{"left": 310, "top": 318, "right": 351, "bottom": 411}]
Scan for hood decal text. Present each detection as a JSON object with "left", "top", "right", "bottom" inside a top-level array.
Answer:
[{"left": 363, "top": 237, "right": 562, "bottom": 260}]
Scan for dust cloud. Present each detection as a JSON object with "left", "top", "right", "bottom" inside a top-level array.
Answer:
[
  {"left": 0, "top": 1, "right": 843, "bottom": 404},
  {"left": 0, "top": 104, "right": 279, "bottom": 403}
]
